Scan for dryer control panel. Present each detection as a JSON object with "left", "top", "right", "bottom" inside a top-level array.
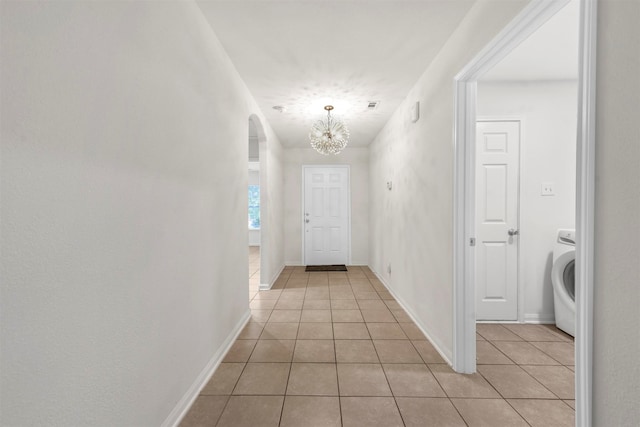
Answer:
[{"left": 557, "top": 229, "right": 576, "bottom": 245}]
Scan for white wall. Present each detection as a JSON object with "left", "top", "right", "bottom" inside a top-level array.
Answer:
[
  {"left": 259, "top": 123, "right": 285, "bottom": 286},
  {"left": 593, "top": 0, "right": 640, "bottom": 423},
  {"left": 0, "top": 1, "right": 283, "bottom": 425},
  {"left": 477, "top": 81, "right": 578, "bottom": 322},
  {"left": 248, "top": 119, "right": 259, "bottom": 162},
  {"left": 248, "top": 170, "right": 260, "bottom": 246},
  {"left": 283, "top": 147, "right": 369, "bottom": 266},
  {"left": 368, "top": 0, "right": 528, "bottom": 361},
  {"left": 248, "top": 170, "right": 260, "bottom": 185}
]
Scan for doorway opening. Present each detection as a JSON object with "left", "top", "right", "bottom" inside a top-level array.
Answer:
[
  {"left": 453, "top": 0, "right": 596, "bottom": 425},
  {"left": 248, "top": 115, "right": 268, "bottom": 296}
]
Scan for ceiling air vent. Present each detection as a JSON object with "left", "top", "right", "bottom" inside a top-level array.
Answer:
[{"left": 367, "top": 101, "right": 380, "bottom": 110}]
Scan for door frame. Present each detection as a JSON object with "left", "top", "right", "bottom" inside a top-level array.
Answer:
[
  {"left": 301, "top": 164, "right": 352, "bottom": 266},
  {"left": 475, "top": 117, "right": 523, "bottom": 323},
  {"left": 248, "top": 114, "right": 270, "bottom": 290},
  {"left": 452, "top": 1, "right": 596, "bottom": 427}
]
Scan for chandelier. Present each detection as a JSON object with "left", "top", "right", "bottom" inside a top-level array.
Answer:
[{"left": 308, "top": 105, "right": 349, "bottom": 155}]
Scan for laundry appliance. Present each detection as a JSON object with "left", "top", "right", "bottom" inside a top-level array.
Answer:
[{"left": 551, "top": 229, "right": 576, "bottom": 337}]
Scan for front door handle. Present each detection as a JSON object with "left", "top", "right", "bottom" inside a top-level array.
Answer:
[{"left": 508, "top": 228, "right": 519, "bottom": 236}]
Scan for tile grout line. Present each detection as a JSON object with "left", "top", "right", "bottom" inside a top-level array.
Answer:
[
  {"left": 421, "top": 355, "right": 470, "bottom": 426},
  {"left": 204, "top": 261, "right": 575, "bottom": 426},
  {"left": 361, "top": 274, "right": 406, "bottom": 426},
  {"left": 212, "top": 395, "right": 231, "bottom": 427},
  {"left": 216, "top": 246, "right": 261, "bottom": 427},
  {"left": 484, "top": 336, "right": 568, "bottom": 400},
  {"left": 330, "top": 290, "right": 344, "bottom": 427},
  {"left": 277, "top": 270, "right": 300, "bottom": 427}
]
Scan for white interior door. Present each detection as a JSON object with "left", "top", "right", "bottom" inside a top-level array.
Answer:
[
  {"left": 475, "top": 120, "right": 520, "bottom": 321},
  {"left": 303, "top": 166, "right": 350, "bottom": 265}
]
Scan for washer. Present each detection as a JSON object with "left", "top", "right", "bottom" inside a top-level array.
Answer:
[{"left": 551, "top": 229, "right": 576, "bottom": 337}]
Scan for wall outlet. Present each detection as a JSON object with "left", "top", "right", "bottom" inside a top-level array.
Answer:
[{"left": 541, "top": 182, "right": 555, "bottom": 196}]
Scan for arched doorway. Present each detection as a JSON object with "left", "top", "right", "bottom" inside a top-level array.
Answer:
[{"left": 247, "top": 115, "right": 268, "bottom": 296}]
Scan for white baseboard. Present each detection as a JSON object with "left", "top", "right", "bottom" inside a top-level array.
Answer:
[
  {"left": 369, "top": 267, "right": 454, "bottom": 366},
  {"left": 476, "top": 315, "right": 556, "bottom": 325},
  {"left": 283, "top": 262, "right": 369, "bottom": 267},
  {"left": 260, "top": 263, "right": 285, "bottom": 291},
  {"left": 524, "top": 313, "right": 556, "bottom": 324},
  {"left": 163, "top": 310, "right": 251, "bottom": 427}
]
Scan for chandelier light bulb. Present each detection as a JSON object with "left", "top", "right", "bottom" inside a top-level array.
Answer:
[{"left": 309, "top": 105, "right": 349, "bottom": 155}]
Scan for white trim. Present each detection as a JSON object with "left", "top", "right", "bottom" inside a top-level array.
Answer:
[
  {"left": 453, "top": 79, "right": 477, "bottom": 373},
  {"left": 300, "top": 166, "right": 305, "bottom": 265},
  {"left": 260, "top": 262, "right": 285, "bottom": 291},
  {"left": 453, "top": 2, "right": 596, "bottom": 425},
  {"left": 454, "top": 1, "right": 570, "bottom": 82},
  {"left": 575, "top": 0, "right": 597, "bottom": 425},
  {"left": 453, "top": 0, "right": 571, "bottom": 374},
  {"left": 164, "top": 310, "right": 251, "bottom": 427},
  {"left": 301, "top": 165, "right": 352, "bottom": 266},
  {"left": 249, "top": 114, "right": 269, "bottom": 294},
  {"left": 523, "top": 313, "right": 556, "bottom": 324},
  {"left": 370, "top": 266, "right": 453, "bottom": 366}
]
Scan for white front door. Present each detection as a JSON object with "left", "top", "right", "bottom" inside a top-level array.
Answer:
[
  {"left": 475, "top": 120, "right": 520, "bottom": 321},
  {"left": 303, "top": 166, "right": 350, "bottom": 266}
]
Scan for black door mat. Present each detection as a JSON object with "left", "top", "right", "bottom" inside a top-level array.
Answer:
[{"left": 305, "top": 265, "right": 348, "bottom": 272}]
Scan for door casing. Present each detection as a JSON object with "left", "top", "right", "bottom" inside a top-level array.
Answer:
[
  {"left": 301, "top": 165, "right": 351, "bottom": 266},
  {"left": 452, "top": 0, "right": 597, "bottom": 425}
]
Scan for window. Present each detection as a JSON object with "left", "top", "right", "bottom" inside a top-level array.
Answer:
[{"left": 248, "top": 185, "right": 260, "bottom": 229}]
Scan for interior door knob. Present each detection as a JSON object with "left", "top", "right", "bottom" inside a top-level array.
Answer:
[
  {"left": 508, "top": 228, "right": 519, "bottom": 236},
  {"left": 305, "top": 219, "right": 310, "bottom": 223}
]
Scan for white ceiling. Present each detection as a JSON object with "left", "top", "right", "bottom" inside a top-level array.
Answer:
[
  {"left": 196, "top": 0, "right": 579, "bottom": 149},
  {"left": 196, "top": 0, "right": 475, "bottom": 147},
  {"left": 482, "top": 0, "right": 579, "bottom": 81}
]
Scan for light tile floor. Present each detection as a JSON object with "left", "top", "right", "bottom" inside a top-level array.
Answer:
[{"left": 181, "top": 264, "right": 575, "bottom": 426}]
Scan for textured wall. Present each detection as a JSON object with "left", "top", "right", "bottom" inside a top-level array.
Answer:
[
  {"left": 592, "top": 0, "right": 640, "bottom": 424},
  {"left": 368, "top": 0, "right": 528, "bottom": 361},
  {"left": 260, "top": 119, "right": 285, "bottom": 286},
  {"left": 0, "top": 1, "right": 283, "bottom": 425}
]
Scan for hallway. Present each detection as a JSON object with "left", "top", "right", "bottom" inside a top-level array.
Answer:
[{"left": 181, "top": 266, "right": 575, "bottom": 426}]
